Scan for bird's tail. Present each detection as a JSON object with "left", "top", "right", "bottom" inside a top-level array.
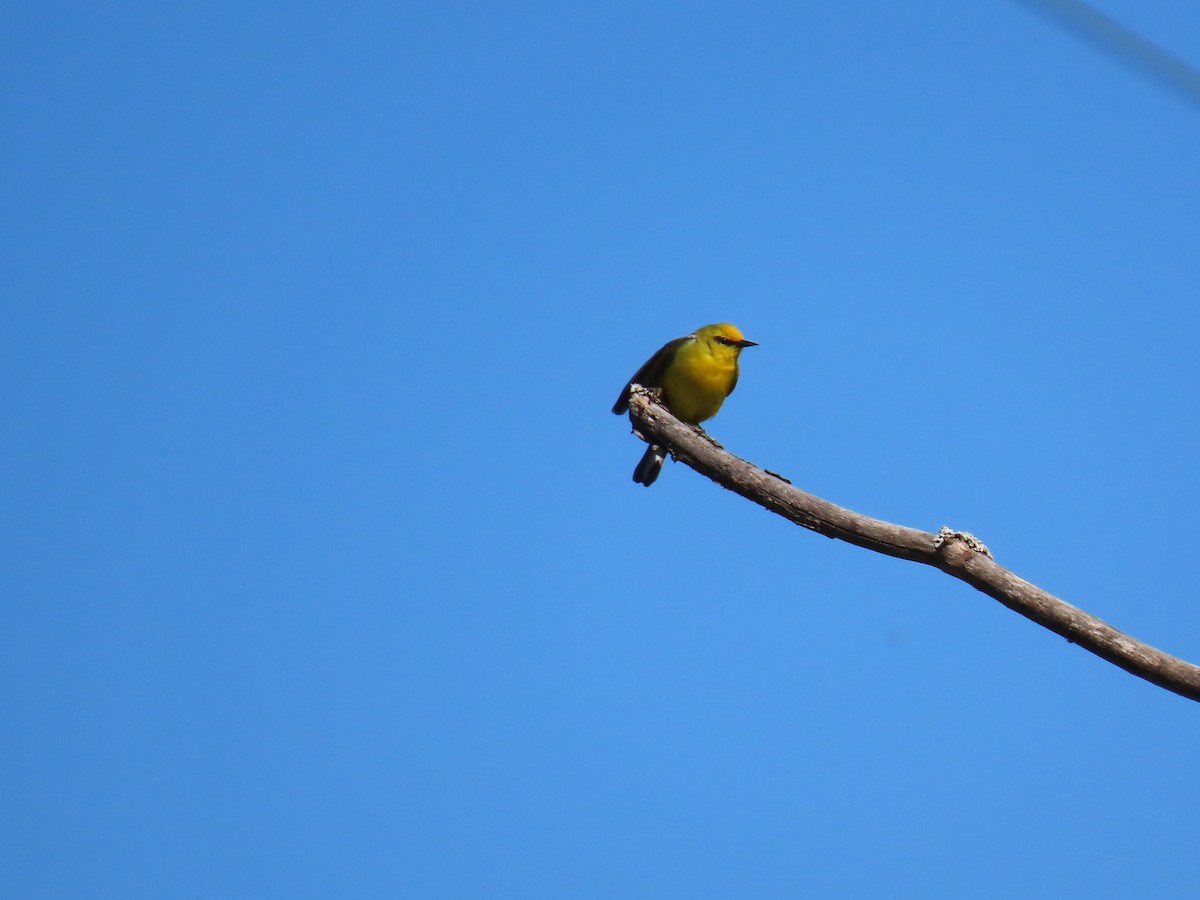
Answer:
[{"left": 633, "top": 444, "right": 666, "bottom": 486}]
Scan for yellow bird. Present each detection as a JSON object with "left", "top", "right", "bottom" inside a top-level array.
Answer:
[{"left": 612, "top": 322, "right": 757, "bottom": 486}]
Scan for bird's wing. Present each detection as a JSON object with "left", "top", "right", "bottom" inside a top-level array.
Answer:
[{"left": 611, "top": 335, "right": 692, "bottom": 414}]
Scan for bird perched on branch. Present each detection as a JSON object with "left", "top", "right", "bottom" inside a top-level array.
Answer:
[{"left": 612, "top": 322, "right": 756, "bottom": 486}]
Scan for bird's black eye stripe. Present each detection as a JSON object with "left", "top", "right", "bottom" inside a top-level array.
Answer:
[{"left": 714, "top": 336, "right": 734, "bottom": 345}]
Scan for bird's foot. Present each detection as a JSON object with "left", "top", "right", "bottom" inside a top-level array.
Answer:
[{"left": 631, "top": 384, "right": 664, "bottom": 403}]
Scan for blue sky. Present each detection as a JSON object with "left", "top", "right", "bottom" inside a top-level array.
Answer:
[{"left": 4, "top": 1, "right": 1199, "bottom": 896}]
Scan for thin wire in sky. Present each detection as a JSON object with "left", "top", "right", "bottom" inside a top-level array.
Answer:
[{"left": 1009, "top": 0, "right": 1200, "bottom": 110}]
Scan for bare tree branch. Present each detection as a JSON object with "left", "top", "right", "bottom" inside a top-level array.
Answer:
[{"left": 625, "top": 389, "right": 1200, "bottom": 703}]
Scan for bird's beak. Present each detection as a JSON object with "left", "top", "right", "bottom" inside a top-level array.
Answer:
[{"left": 738, "top": 339, "right": 758, "bottom": 348}]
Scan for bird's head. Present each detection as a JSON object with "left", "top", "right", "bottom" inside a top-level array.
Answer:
[{"left": 696, "top": 322, "right": 757, "bottom": 353}]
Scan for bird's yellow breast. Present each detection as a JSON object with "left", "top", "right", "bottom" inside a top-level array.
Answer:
[{"left": 661, "top": 338, "right": 740, "bottom": 423}]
